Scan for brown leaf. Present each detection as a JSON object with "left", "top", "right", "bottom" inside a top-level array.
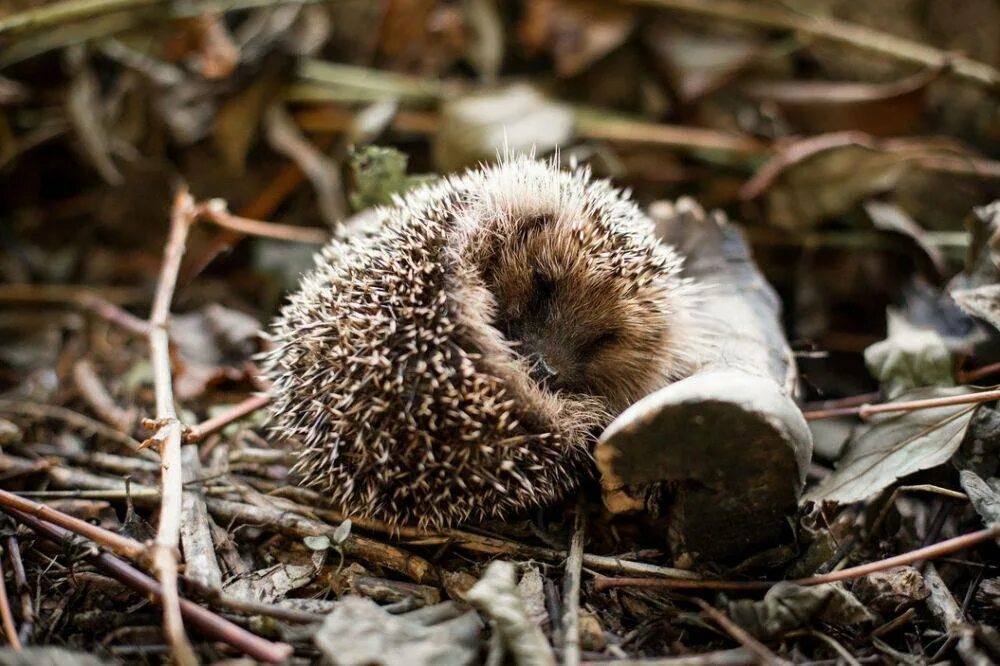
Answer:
[
  {"left": 742, "top": 67, "right": 943, "bottom": 136},
  {"left": 518, "top": 0, "right": 634, "bottom": 78},
  {"left": 853, "top": 566, "right": 929, "bottom": 614}
]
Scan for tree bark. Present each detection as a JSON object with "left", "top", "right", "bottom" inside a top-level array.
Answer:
[{"left": 595, "top": 199, "right": 812, "bottom": 561}]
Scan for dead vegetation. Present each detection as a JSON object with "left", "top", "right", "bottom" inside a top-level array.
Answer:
[{"left": 0, "top": 0, "right": 999, "bottom": 664}]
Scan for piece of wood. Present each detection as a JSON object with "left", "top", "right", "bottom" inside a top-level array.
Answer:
[{"left": 595, "top": 199, "right": 812, "bottom": 561}]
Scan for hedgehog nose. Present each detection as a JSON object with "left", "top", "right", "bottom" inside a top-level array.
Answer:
[{"left": 526, "top": 352, "right": 558, "bottom": 387}]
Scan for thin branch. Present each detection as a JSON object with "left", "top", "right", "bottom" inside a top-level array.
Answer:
[
  {"left": 1, "top": 506, "right": 293, "bottom": 663},
  {"left": 204, "top": 497, "right": 440, "bottom": 584},
  {"left": 0, "top": 489, "right": 147, "bottom": 561},
  {"left": 147, "top": 188, "right": 198, "bottom": 665},
  {"left": 4, "top": 536, "right": 33, "bottom": 646},
  {"left": 803, "top": 388, "right": 1000, "bottom": 421},
  {"left": 0, "top": 399, "right": 148, "bottom": 457},
  {"left": 0, "top": 546, "right": 21, "bottom": 651},
  {"left": 73, "top": 359, "right": 135, "bottom": 433},
  {"left": 561, "top": 504, "right": 586, "bottom": 666},
  {"left": 594, "top": 523, "right": 1000, "bottom": 591},
  {"left": 197, "top": 200, "right": 328, "bottom": 244},
  {"left": 184, "top": 393, "right": 272, "bottom": 443},
  {"left": 628, "top": 0, "right": 1000, "bottom": 90},
  {"left": 692, "top": 598, "right": 784, "bottom": 666}
]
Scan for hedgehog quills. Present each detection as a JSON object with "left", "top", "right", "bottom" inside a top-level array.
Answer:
[{"left": 263, "top": 156, "right": 701, "bottom": 528}]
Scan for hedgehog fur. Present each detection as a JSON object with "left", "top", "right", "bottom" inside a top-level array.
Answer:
[{"left": 262, "top": 155, "right": 702, "bottom": 529}]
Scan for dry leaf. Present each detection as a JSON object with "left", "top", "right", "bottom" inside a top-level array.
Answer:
[
  {"left": 804, "top": 387, "right": 978, "bottom": 505},
  {"left": 741, "top": 67, "right": 942, "bottom": 136},
  {"left": 864, "top": 309, "right": 954, "bottom": 399},
  {"left": 433, "top": 84, "right": 573, "bottom": 172},
  {"left": 729, "top": 582, "right": 872, "bottom": 639}
]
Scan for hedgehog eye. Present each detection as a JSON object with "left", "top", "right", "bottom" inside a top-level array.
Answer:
[
  {"left": 580, "top": 330, "right": 621, "bottom": 357},
  {"left": 531, "top": 269, "right": 555, "bottom": 302}
]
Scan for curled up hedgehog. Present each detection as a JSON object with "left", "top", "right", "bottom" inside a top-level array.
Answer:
[{"left": 262, "top": 155, "right": 703, "bottom": 529}]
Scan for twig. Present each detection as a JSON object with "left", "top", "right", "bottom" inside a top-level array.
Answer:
[
  {"left": 628, "top": 0, "right": 1000, "bottom": 90},
  {"left": 179, "top": 445, "right": 224, "bottom": 591},
  {"left": 77, "top": 292, "right": 151, "bottom": 337},
  {"left": 803, "top": 388, "right": 1000, "bottom": 421},
  {"left": 197, "top": 200, "right": 328, "bottom": 244},
  {"left": 4, "top": 536, "right": 32, "bottom": 646},
  {"left": 299, "top": 499, "right": 700, "bottom": 580},
  {"left": 580, "top": 649, "right": 756, "bottom": 665},
  {"left": 562, "top": 505, "right": 586, "bottom": 666},
  {"left": 575, "top": 110, "right": 767, "bottom": 156},
  {"left": 801, "top": 392, "right": 881, "bottom": 416},
  {"left": 0, "top": 283, "right": 144, "bottom": 306},
  {"left": 1, "top": 505, "right": 293, "bottom": 663},
  {"left": 868, "top": 484, "right": 968, "bottom": 539},
  {"left": 204, "top": 497, "right": 440, "bottom": 584},
  {"left": 0, "top": 399, "right": 147, "bottom": 456},
  {"left": 871, "top": 607, "right": 917, "bottom": 638},
  {"left": 72, "top": 359, "right": 135, "bottom": 432},
  {"left": 594, "top": 523, "right": 1000, "bottom": 591},
  {"left": 0, "top": 545, "right": 21, "bottom": 651},
  {"left": 957, "top": 361, "right": 1000, "bottom": 384},
  {"left": 147, "top": 188, "right": 198, "bottom": 665},
  {"left": 184, "top": 393, "right": 272, "bottom": 442},
  {"left": 0, "top": 489, "right": 147, "bottom": 561},
  {"left": 692, "top": 598, "right": 784, "bottom": 666}
]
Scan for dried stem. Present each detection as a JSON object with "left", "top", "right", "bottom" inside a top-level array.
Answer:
[
  {"left": 204, "top": 497, "right": 439, "bottom": 584},
  {"left": 0, "top": 399, "right": 146, "bottom": 456},
  {"left": 0, "top": 489, "right": 147, "bottom": 561},
  {"left": 148, "top": 188, "right": 198, "bottom": 665},
  {"left": 803, "top": 388, "right": 1000, "bottom": 421},
  {"left": 197, "top": 201, "right": 328, "bottom": 244},
  {"left": 2, "top": 506, "right": 293, "bottom": 663},
  {"left": 73, "top": 359, "right": 135, "bottom": 432},
  {"left": 594, "top": 523, "right": 1000, "bottom": 591},
  {"left": 184, "top": 393, "right": 272, "bottom": 442},
  {"left": 3, "top": 536, "right": 33, "bottom": 645},
  {"left": 0, "top": 546, "right": 21, "bottom": 651},
  {"left": 629, "top": 0, "right": 1000, "bottom": 90},
  {"left": 692, "top": 598, "right": 784, "bottom": 665},
  {"left": 561, "top": 504, "right": 586, "bottom": 666}
]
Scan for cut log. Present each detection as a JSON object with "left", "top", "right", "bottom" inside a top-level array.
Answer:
[{"left": 595, "top": 199, "right": 812, "bottom": 561}]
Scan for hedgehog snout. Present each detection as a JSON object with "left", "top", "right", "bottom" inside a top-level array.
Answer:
[{"left": 525, "top": 351, "right": 559, "bottom": 387}]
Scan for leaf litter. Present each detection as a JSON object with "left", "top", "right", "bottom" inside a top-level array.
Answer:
[{"left": 0, "top": 0, "right": 999, "bottom": 664}]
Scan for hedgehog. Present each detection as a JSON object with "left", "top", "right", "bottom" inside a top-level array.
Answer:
[{"left": 262, "top": 155, "right": 703, "bottom": 529}]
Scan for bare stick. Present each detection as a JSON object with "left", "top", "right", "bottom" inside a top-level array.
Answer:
[
  {"left": 692, "top": 598, "right": 784, "bottom": 666},
  {"left": 561, "top": 505, "right": 586, "bottom": 666},
  {"left": 73, "top": 359, "right": 135, "bottom": 432},
  {"left": 4, "top": 536, "right": 33, "bottom": 645},
  {"left": 629, "top": 0, "right": 1000, "bottom": 90},
  {"left": 958, "top": 361, "right": 1000, "bottom": 384},
  {"left": 184, "top": 393, "right": 272, "bottom": 443},
  {"left": 804, "top": 388, "right": 1000, "bottom": 421},
  {"left": 77, "top": 291, "right": 151, "bottom": 337},
  {"left": 147, "top": 188, "right": 198, "bottom": 665},
  {"left": 0, "top": 546, "right": 20, "bottom": 651},
  {"left": 2, "top": 506, "right": 293, "bottom": 663},
  {"left": 594, "top": 523, "right": 1000, "bottom": 591},
  {"left": 0, "top": 399, "right": 146, "bottom": 456},
  {"left": 204, "top": 497, "right": 439, "bottom": 584},
  {"left": 197, "top": 200, "right": 328, "bottom": 244},
  {"left": 0, "top": 489, "right": 147, "bottom": 561}
]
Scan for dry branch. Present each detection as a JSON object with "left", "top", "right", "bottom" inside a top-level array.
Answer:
[
  {"left": 147, "top": 188, "right": 198, "bottom": 665},
  {"left": 628, "top": 0, "right": 1000, "bottom": 90},
  {"left": 1, "top": 505, "right": 293, "bottom": 663}
]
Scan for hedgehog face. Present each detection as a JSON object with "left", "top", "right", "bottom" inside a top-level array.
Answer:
[{"left": 479, "top": 216, "right": 675, "bottom": 414}]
